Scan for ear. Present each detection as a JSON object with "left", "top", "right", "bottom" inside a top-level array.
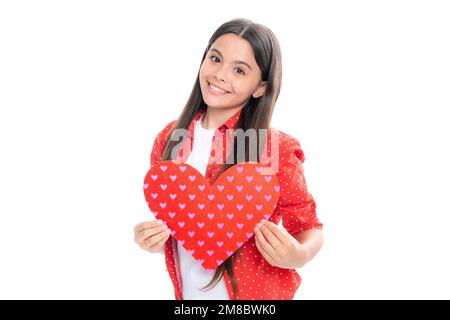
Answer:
[{"left": 252, "top": 81, "right": 267, "bottom": 98}]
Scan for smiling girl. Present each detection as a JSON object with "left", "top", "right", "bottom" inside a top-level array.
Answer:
[{"left": 134, "top": 18, "right": 324, "bottom": 300}]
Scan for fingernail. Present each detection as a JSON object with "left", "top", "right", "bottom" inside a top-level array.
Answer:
[
  {"left": 157, "top": 220, "right": 163, "bottom": 225},
  {"left": 162, "top": 224, "right": 168, "bottom": 229}
]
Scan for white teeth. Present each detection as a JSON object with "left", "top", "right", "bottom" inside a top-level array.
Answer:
[{"left": 209, "top": 83, "right": 228, "bottom": 94}]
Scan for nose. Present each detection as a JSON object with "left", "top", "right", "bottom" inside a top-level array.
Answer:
[{"left": 215, "top": 66, "right": 228, "bottom": 83}]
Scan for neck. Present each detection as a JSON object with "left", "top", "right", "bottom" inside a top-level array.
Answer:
[{"left": 201, "top": 106, "right": 243, "bottom": 130}]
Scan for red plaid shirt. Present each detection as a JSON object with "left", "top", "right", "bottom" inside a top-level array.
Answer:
[{"left": 149, "top": 108, "right": 323, "bottom": 300}]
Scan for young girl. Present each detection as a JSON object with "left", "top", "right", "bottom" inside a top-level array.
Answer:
[{"left": 134, "top": 18, "right": 324, "bottom": 300}]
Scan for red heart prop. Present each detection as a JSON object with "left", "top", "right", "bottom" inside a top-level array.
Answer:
[{"left": 143, "top": 161, "right": 280, "bottom": 271}]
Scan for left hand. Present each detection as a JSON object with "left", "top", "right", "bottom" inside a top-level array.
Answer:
[{"left": 254, "top": 219, "right": 309, "bottom": 269}]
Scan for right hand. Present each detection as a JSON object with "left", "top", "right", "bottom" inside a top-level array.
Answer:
[{"left": 134, "top": 219, "right": 172, "bottom": 253}]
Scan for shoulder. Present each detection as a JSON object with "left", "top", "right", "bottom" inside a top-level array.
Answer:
[
  {"left": 159, "top": 119, "right": 178, "bottom": 137},
  {"left": 150, "top": 119, "right": 177, "bottom": 166},
  {"left": 154, "top": 119, "right": 177, "bottom": 145},
  {"left": 269, "top": 127, "right": 305, "bottom": 164}
]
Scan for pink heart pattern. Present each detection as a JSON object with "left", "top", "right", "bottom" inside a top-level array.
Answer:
[{"left": 143, "top": 161, "right": 280, "bottom": 271}]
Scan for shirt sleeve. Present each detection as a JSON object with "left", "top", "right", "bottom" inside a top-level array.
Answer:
[{"left": 276, "top": 136, "right": 323, "bottom": 236}]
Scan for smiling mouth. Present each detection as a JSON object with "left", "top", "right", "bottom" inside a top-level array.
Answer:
[{"left": 207, "top": 81, "right": 231, "bottom": 94}]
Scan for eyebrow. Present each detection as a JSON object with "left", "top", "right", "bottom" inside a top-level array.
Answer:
[{"left": 210, "top": 48, "right": 253, "bottom": 71}]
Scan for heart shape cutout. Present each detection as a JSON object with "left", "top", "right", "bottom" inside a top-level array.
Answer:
[{"left": 143, "top": 161, "right": 280, "bottom": 271}]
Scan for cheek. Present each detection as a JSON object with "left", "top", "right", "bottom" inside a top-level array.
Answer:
[
  {"left": 232, "top": 82, "right": 254, "bottom": 97},
  {"left": 199, "top": 65, "right": 211, "bottom": 89},
  {"left": 200, "top": 61, "right": 214, "bottom": 77},
  {"left": 199, "top": 63, "right": 206, "bottom": 79}
]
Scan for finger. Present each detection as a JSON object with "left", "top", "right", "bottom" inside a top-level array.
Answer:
[
  {"left": 254, "top": 226, "right": 276, "bottom": 261},
  {"left": 257, "top": 221, "right": 283, "bottom": 251},
  {"left": 146, "top": 230, "right": 171, "bottom": 251},
  {"left": 261, "top": 220, "right": 289, "bottom": 245},
  {"left": 134, "top": 219, "right": 164, "bottom": 234},
  {"left": 254, "top": 233, "right": 275, "bottom": 265},
  {"left": 134, "top": 220, "right": 160, "bottom": 234},
  {"left": 137, "top": 224, "right": 169, "bottom": 243},
  {"left": 142, "top": 228, "right": 171, "bottom": 248}
]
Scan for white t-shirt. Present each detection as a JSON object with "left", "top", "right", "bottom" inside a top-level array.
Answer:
[{"left": 175, "top": 115, "right": 230, "bottom": 300}]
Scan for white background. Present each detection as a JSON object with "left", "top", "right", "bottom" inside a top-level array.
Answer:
[{"left": 1, "top": 1, "right": 449, "bottom": 299}]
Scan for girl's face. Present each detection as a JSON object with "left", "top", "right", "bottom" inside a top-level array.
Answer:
[{"left": 199, "top": 33, "right": 267, "bottom": 110}]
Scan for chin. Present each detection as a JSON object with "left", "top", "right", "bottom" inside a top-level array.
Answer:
[{"left": 203, "top": 101, "right": 227, "bottom": 109}]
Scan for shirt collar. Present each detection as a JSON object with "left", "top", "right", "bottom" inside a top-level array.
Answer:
[{"left": 187, "top": 107, "right": 242, "bottom": 138}]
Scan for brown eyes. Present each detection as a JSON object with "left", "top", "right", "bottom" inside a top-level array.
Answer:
[{"left": 209, "top": 55, "right": 245, "bottom": 75}]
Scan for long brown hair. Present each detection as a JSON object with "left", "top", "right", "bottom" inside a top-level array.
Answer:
[{"left": 160, "top": 18, "right": 282, "bottom": 299}]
